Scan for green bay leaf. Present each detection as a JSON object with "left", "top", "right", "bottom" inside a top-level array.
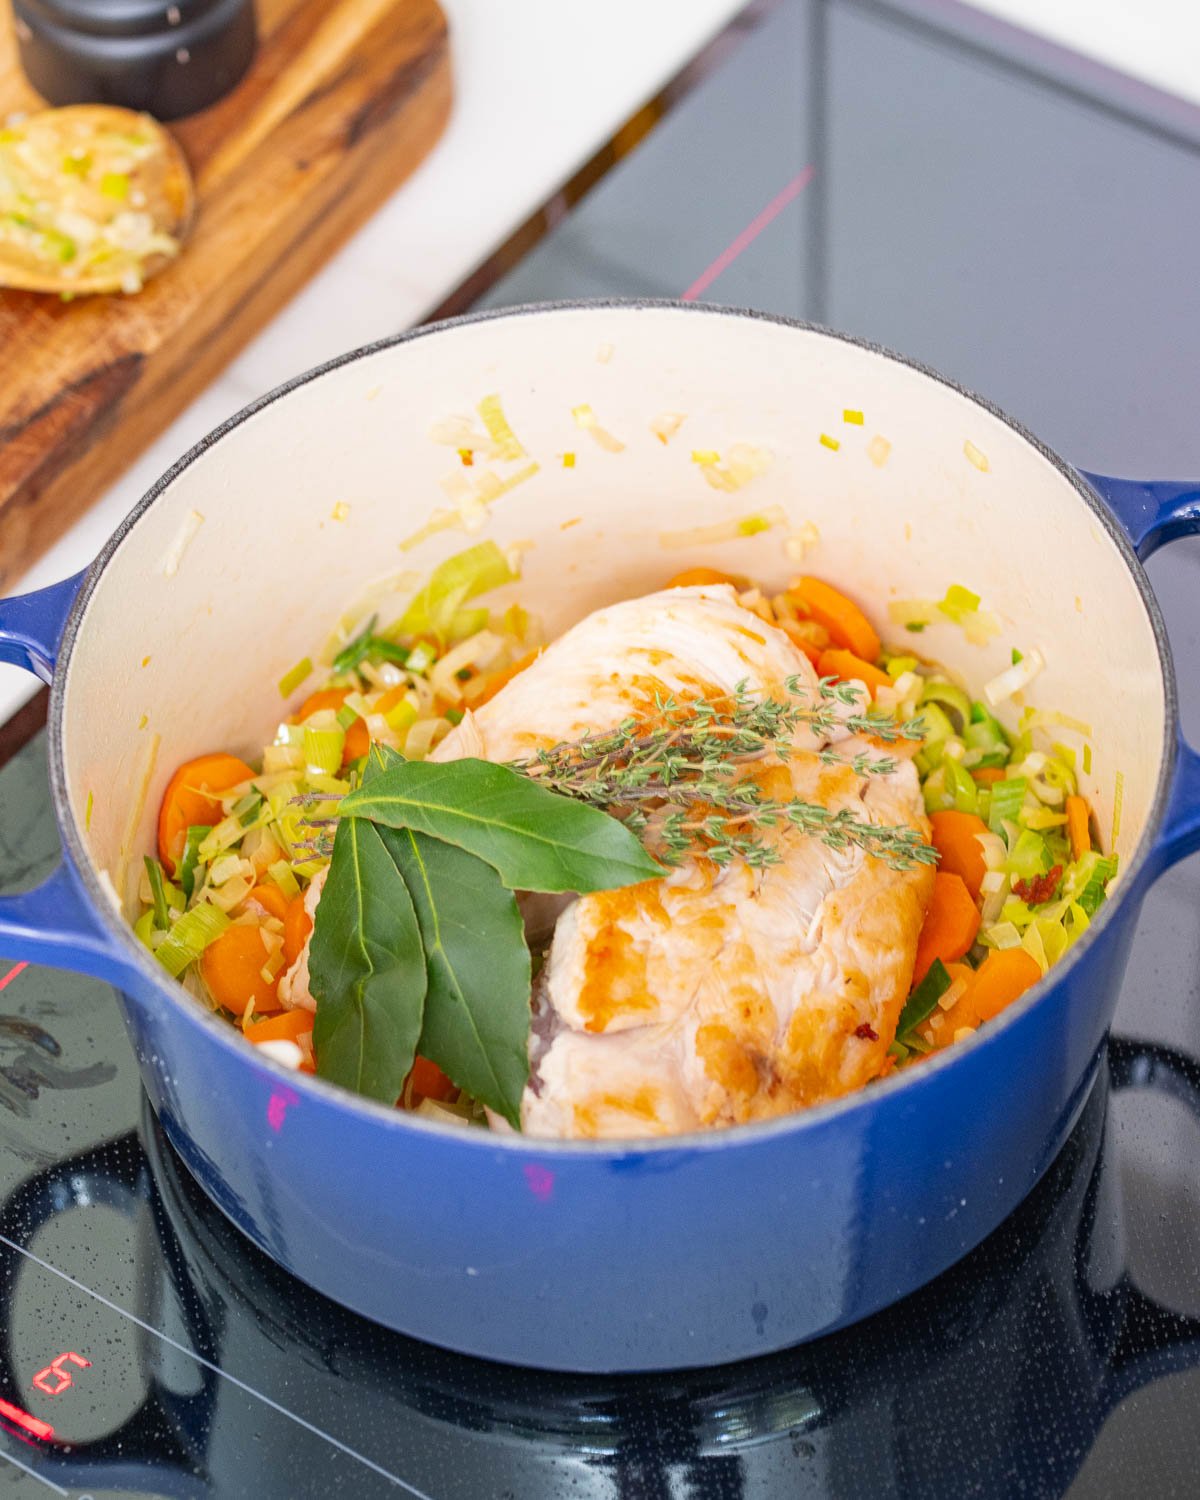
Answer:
[
  {"left": 380, "top": 826, "right": 530, "bottom": 1128},
  {"left": 341, "top": 757, "right": 663, "bottom": 894},
  {"left": 309, "top": 817, "right": 427, "bottom": 1104}
]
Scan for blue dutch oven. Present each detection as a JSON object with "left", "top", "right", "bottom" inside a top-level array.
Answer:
[{"left": 0, "top": 303, "right": 1197, "bottom": 1372}]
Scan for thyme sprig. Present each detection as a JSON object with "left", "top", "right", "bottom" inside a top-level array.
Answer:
[
  {"left": 509, "top": 677, "right": 934, "bottom": 871},
  {"left": 296, "top": 678, "right": 936, "bottom": 873}
]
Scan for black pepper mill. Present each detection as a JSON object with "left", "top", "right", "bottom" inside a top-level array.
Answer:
[{"left": 12, "top": 0, "right": 258, "bottom": 121}]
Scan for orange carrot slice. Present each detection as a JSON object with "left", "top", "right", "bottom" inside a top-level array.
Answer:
[
  {"left": 474, "top": 650, "right": 538, "bottom": 706},
  {"left": 817, "top": 647, "right": 892, "bottom": 695},
  {"left": 200, "top": 924, "right": 282, "bottom": 1015},
  {"left": 941, "top": 948, "right": 1042, "bottom": 1033},
  {"left": 1066, "top": 795, "right": 1091, "bottom": 861},
  {"left": 157, "top": 752, "right": 255, "bottom": 875},
  {"left": 245, "top": 1008, "right": 313, "bottom": 1045},
  {"left": 778, "top": 617, "right": 825, "bottom": 665},
  {"left": 247, "top": 883, "right": 288, "bottom": 922},
  {"left": 929, "top": 810, "right": 990, "bottom": 900},
  {"left": 407, "top": 1056, "right": 457, "bottom": 1104},
  {"left": 789, "top": 576, "right": 881, "bottom": 663},
  {"left": 666, "top": 567, "right": 745, "bottom": 589},
  {"left": 912, "top": 872, "right": 982, "bottom": 985},
  {"left": 971, "top": 767, "right": 1005, "bottom": 785},
  {"left": 297, "top": 687, "right": 350, "bottom": 720},
  {"left": 282, "top": 895, "right": 312, "bottom": 968}
]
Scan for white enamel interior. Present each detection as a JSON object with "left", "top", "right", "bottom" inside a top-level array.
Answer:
[{"left": 59, "top": 305, "right": 1166, "bottom": 915}]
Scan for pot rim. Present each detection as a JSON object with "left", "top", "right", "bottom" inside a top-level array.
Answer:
[{"left": 46, "top": 298, "right": 1180, "bottom": 1157}]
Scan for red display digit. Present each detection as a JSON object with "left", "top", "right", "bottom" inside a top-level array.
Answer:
[{"left": 31, "top": 1351, "right": 91, "bottom": 1397}]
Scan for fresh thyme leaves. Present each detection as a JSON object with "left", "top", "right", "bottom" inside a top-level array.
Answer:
[{"left": 509, "top": 677, "right": 934, "bottom": 872}]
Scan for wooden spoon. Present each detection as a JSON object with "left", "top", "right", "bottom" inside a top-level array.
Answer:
[{"left": 0, "top": 104, "right": 194, "bottom": 296}]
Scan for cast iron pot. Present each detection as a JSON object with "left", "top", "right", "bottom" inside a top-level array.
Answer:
[{"left": 0, "top": 302, "right": 1198, "bottom": 1372}]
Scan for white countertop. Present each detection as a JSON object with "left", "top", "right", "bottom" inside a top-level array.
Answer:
[
  {"left": 0, "top": 0, "right": 746, "bottom": 725},
  {"left": 3, "top": 0, "right": 1198, "bottom": 728}
]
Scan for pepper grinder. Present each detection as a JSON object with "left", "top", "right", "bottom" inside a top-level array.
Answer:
[{"left": 12, "top": 0, "right": 258, "bottom": 121}]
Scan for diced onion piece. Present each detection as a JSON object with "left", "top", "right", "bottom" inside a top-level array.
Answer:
[
  {"left": 330, "top": 501, "right": 350, "bottom": 522},
  {"left": 256, "top": 1039, "right": 304, "bottom": 1070},
  {"left": 572, "top": 404, "right": 625, "bottom": 452},
  {"left": 162, "top": 510, "right": 204, "bottom": 577},
  {"left": 400, "top": 507, "right": 461, "bottom": 552},
  {"left": 430, "top": 414, "right": 488, "bottom": 449},
  {"left": 695, "top": 443, "right": 773, "bottom": 492},
  {"left": 478, "top": 394, "right": 526, "bottom": 461},
  {"left": 206, "top": 874, "right": 254, "bottom": 912},
  {"left": 1022, "top": 708, "right": 1094, "bottom": 738},
  {"left": 1112, "top": 769, "right": 1124, "bottom": 843},
  {"left": 659, "top": 505, "right": 788, "bottom": 550},
  {"left": 650, "top": 411, "right": 686, "bottom": 444},
  {"left": 405, "top": 717, "right": 451, "bottom": 759},
  {"left": 963, "top": 610, "right": 1002, "bottom": 645},
  {"left": 866, "top": 435, "right": 892, "bottom": 467},
  {"left": 784, "top": 520, "right": 820, "bottom": 562},
  {"left": 953, "top": 1027, "right": 977, "bottom": 1043},
  {"left": 964, "top": 440, "right": 990, "bottom": 472},
  {"left": 888, "top": 598, "right": 938, "bottom": 629},
  {"left": 983, "top": 920, "right": 1022, "bottom": 950},
  {"left": 429, "top": 630, "right": 503, "bottom": 702},
  {"left": 596, "top": 342, "right": 614, "bottom": 364},
  {"left": 938, "top": 976, "right": 969, "bottom": 1011},
  {"left": 979, "top": 871, "right": 1006, "bottom": 896},
  {"left": 984, "top": 647, "right": 1046, "bottom": 706}
]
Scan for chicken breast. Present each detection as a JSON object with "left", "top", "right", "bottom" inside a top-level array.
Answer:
[{"left": 431, "top": 584, "right": 934, "bottom": 1138}]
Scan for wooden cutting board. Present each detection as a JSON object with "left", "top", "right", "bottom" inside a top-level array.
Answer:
[{"left": 0, "top": 0, "right": 451, "bottom": 590}]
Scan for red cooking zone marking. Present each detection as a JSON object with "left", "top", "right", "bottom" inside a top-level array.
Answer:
[
  {"left": 0, "top": 961, "right": 28, "bottom": 995},
  {"left": 32, "top": 1352, "right": 90, "bottom": 1397},
  {"left": 0, "top": 1397, "right": 53, "bottom": 1442},
  {"left": 680, "top": 165, "right": 816, "bottom": 302}
]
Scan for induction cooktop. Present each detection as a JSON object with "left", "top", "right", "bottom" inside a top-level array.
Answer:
[{"left": 3, "top": 1, "right": 1200, "bottom": 1494}]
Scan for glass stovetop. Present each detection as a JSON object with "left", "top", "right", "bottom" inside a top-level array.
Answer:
[{"left": 3, "top": 1, "right": 1200, "bottom": 1494}]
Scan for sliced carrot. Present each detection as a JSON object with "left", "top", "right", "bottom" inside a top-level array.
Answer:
[
  {"left": 778, "top": 617, "right": 824, "bottom": 665},
  {"left": 929, "top": 810, "right": 990, "bottom": 900},
  {"left": 666, "top": 567, "right": 744, "bottom": 589},
  {"left": 283, "top": 895, "right": 312, "bottom": 968},
  {"left": 157, "top": 752, "right": 256, "bottom": 875},
  {"left": 817, "top": 647, "right": 892, "bottom": 695},
  {"left": 941, "top": 948, "right": 1041, "bottom": 1033},
  {"left": 245, "top": 1008, "right": 313, "bottom": 1045},
  {"left": 247, "top": 883, "right": 288, "bottom": 922},
  {"left": 789, "top": 576, "right": 881, "bottom": 663},
  {"left": 912, "top": 872, "right": 982, "bottom": 985},
  {"left": 1066, "top": 795, "right": 1091, "bottom": 861},
  {"left": 972, "top": 767, "right": 1005, "bottom": 785},
  {"left": 343, "top": 716, "right": 370, "bottom": 763},
  {"left": 297, "top": 687, "right": 350, "bottom": 720},
  {"left": 407, "top": 1056, "right": 457, "bottom": 1104},
  {"left": 474, "top": 650, "right": 538, "bottom": 707},
  {"left": 200, "top": 924, "right": 283, "bottom": 1015}
]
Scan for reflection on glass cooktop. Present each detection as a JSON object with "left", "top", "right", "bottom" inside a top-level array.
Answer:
[{"left": 4, "top": 0, "right": 1200, "bottom": 1493}]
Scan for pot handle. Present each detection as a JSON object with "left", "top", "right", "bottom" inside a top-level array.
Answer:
[
  {"left": 0, "top": 571, "right": 145, "bottom": 991},
  {"left": 0, "top": 571, "right": 86, "bottom": 683},
  {"left": 1080, "top": 471, "right": 1200, "bottom": 874}
]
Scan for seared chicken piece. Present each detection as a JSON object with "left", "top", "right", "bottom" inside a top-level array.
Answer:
[{"left": 430, "top": 584, "right": 934, "bottom": 1138}]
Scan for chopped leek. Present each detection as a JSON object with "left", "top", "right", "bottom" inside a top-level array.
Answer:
[
  {"left": 896, "top": 959, "right": 952, "bottom": 1042},
  {"left": 938, "top": 584, "right": 981, "bottom": 624},
  {"left": 278, "top": 657, "right": 313, "bottom": 699},
  {"left": 304, "top": 725, "right": 345, "bottom": 776},
  {"left": 331, "top": 615, "right": 410, "bottom": 675},
  {"left": 1005, "top": 830, "right": 1050, "bottom": 880},
  {"left": 268, "top": 860, "right": 301, "bottom": 900},
  {"left": 178, "top": 824, "right": 211, "bottom": 901},
  {"left": 143, "top": 856, "right": 180, "bottom": 930},
  {"left": 921, "top": 679, "right": 971, "bottom": 733},
  {"left": 155, "top": 903, "right": 230, "bottom": 978},
  {"left": 988, "top": 777, "right": 1027, "bottom": 833},
  {"left": 397, "top": 542, "right": 517, "bottom": 640}
]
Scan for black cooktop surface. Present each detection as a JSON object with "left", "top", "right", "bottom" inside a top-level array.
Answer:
[{"left": 4, "top": 1, "right": 1200, "bottom": 1494}]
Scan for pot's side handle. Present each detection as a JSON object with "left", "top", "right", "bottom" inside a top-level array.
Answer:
[
  {"left": 1081, "top": 471, "right": 1200, "bottom": 873},
  {"left": 0, "top": 571, "right": 86, "bottom": 682},
  {"left": 0, "top": 570, "right": 145, "bottom": 990}
]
